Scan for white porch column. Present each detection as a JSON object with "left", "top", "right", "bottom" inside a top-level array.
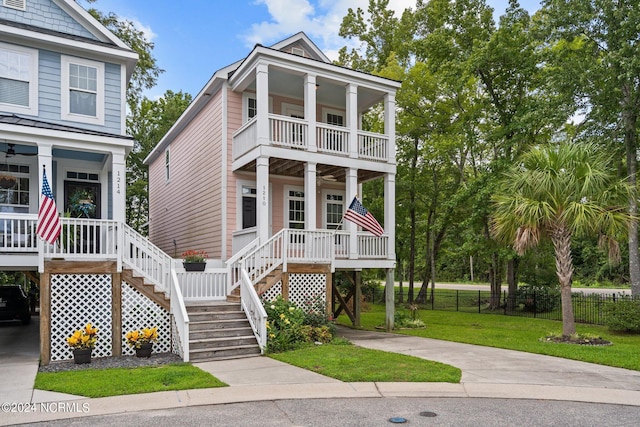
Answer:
[
  {"left": 384, "top": 173, "right": 396, "bottom": 260},
  {"left": 256, "top": 62, "right": 270, "bottom": 147},
  {"left": 345, "top": 167, "right": 358, "bottom": 259},
  {"left": 304, "top": 162, "right": 317, "bottom": 230},
  {"left": 346, "top": 83, "right": 358, "bottom": 158},
  {"left": 112, "top": 151, "right": 126, "bottom": 222},
  {"left": 304, "top": 74, "right": 317, "bottom": 152},
  {"left": 385, "top": 92, "right": 396, "bottom": 164},
  {"left": 256, "top": 156, "right": 270, "bottom": 243}
]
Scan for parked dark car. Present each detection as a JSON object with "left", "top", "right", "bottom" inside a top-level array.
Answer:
[{"left": 0, "top": 285, "right": 31, "bottom": 324}]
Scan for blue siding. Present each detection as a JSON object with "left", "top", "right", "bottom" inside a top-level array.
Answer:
[
  {"left": 0, "top": 0, "right": 97, "bottom": 40},
  {"left": 34, "top": 49, "right": 122, "bottom": 135},
  {"left": 38, "top": 49, "right": 61, "bottom": 122}
]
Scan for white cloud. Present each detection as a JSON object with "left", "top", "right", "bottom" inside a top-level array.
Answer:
[{"left": 242, "top": 0, "right": 415, "bottom": 60}]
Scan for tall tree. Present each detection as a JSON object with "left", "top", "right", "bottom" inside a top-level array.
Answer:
[
  {"left": 83, "top": 0, "right": 163, "bottom": 110},
  {"left": 492, "top": 143, "right": 631, "bottom": 336},
  {"left": 538, "top": 0, "right": 640, "bottom": 295},
  {"left": 127, "top": 91, "right": 192, "bottom": 233}
]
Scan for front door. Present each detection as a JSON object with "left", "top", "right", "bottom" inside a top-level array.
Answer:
[{"left": 64, "top": 181, "right": 100, "bottom": 219}]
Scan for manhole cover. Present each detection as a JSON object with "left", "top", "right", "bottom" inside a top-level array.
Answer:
[
  {"left": 388, "top": 417, "right": 408, "bottom": 423},
  {"left": 420, "top": 411, "right": 438, "bottom": 417}
]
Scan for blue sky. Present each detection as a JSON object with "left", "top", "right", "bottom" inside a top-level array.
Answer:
[{"left": 84, "top": 0, "right": 542, "bottom": 100}]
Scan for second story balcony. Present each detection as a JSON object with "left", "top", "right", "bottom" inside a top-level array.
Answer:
[{"left": 232, "top": 114, "right": 390, "bottom": 163}]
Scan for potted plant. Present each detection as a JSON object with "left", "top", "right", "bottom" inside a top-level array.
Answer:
[
  {"left": 66, "top": 323, "right": 98, "bottom": 364},
  {"left": 182, "top": 249, "right": 208, "bottom": 271},
  {"left": 125, "top": 327, "right": 159, "bottom": 358}
]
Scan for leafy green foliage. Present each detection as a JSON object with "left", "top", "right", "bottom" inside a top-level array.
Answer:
[
  {"left": 263, "top": 296, "right": 336, "bottom": 353},
  {"left": 604, "top": 299, "right": 640, "bottom": 333}
]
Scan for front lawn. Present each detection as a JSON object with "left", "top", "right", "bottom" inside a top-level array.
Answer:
[
  {"left": 269, "top": 340, "right": 461, "bottom": 383},
  {"left": 35, "top": 363, "right": 226, "bottom": 398},
  {"left": 339, "top": 305, "right": 640, "bottom": 371}
]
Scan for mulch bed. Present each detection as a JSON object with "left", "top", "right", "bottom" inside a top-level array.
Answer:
[
  {"left": 541, "top": 336, "right": 612, "bottom": 346},
  {"left": 39, "top": 352, "right": 182, "bottom": 373}
]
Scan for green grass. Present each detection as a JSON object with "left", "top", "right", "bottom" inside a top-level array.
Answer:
[
  {"left": 35, "top": 363, "right": 227, "bottom": 398},
  {"left": 269, "top": 341, "right": 461, "bottom": 383},
  {"left": 339, "top": 304, "right": 640, "bottom": 371}
]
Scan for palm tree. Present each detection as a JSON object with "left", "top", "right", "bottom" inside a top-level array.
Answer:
[{"left": 492, "top": 142, "right": 632, "bottom": 337}]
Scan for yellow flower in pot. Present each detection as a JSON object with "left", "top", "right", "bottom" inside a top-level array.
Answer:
[
  {"left": 126, "top": 327, "right": 159, "bottom": 358},
  {"left": 66, "top": 323, "right": 98, "bottom": 364}
]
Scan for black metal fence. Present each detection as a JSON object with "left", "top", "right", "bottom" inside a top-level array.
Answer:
[{"left": 368, "top": 288, "right": 636, "bottom": 326}]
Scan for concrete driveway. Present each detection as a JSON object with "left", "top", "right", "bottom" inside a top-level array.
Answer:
[{"left": 0, "top": 315, "right": 39, "bottom": 403}]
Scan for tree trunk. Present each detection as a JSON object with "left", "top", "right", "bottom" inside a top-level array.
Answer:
[
  {"left": 622, "top": 81, "right": 640, "bottom": 296},
  {"left": 551, "top": 223, "right": 576, "bottom": 337},
  {"left": 506, "top": 258, "right": 518, "bottom": 312}
]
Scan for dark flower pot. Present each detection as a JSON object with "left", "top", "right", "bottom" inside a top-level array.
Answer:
[
  {"left": 183, "top": 262, "right": 206, "bottom": 271},
  {"left": 73, "top": 348, "right": 92, "bottom": 364},
  {"left": 136, "top": 342, "right": 153, "bottom": 358}
]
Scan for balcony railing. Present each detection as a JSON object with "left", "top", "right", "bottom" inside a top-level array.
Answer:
[
  {"left": 334, "top": 231, "right": 389, "bottom": 259},
  {"left": 232, "top": 113, "right": 390, "bottom": 162},
  {"left": 0, "top": 213, "right": 37, "bottom": 252}
]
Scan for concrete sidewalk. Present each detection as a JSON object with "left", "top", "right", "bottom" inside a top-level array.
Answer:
[{"left": 3, "top": 326, "right": 640, "bottom": 425}]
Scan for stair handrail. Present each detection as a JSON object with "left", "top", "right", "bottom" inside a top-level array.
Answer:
[
  {"left": 229, "top": 230, "right": 286, "bottom": 294},
  {"left": 170, "top": 269, "right": 190, "bottom": 361},
  {"left": 226, "top": 237, "right": 260, "bottom": 295},
  {"left": 240, "top": 268, "right": 267, "bottom": 351},
  {"left": 122, "top": 223, "right": 173, "bottom": 295}
]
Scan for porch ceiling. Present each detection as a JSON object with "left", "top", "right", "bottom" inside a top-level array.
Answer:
[{"left": 237, "top": 158, "right": 384, "bottom": 183}]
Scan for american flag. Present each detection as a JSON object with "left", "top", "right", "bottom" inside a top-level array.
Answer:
[
  {"left": 343, "top": 197, "right": 384, "bottom": 237},
  {"left": 36, "top": 168, "right": 61, "bottom": 244}
]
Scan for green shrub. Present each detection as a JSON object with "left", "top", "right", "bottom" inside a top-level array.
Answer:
[
  {"left": 604, "top": 298, "right": 640, "bottom": 333},
  {"left": 263, "top": 295, "right": 336, "bottom": 353}
]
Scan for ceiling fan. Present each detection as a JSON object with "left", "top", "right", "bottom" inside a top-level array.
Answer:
[{"left": 2, "top": 143, "right": 37, "bottom": 158}]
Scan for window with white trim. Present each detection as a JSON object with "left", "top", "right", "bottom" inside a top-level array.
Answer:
[
  {"left": 241, "top": 185, "right": 257, "bottom": 229},
  {"left": 242, "top": 92, "right": 272, "bottom": 123},
  {"left": 0, "top": 164, "right": 30, "bottom": 207},
  {"left": 287, "top": 189, "right": 305, "bottom": 230},
  {"left": 0, "top": 43, "right": 38, "bottom": 115},
  {"left": 61, "top": 56, "right": 104, "bottom": 125},
  {"left": 324, "top": 192, "right": 344, "bottom": 229}
]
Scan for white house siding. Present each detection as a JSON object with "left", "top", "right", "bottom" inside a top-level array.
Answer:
[
  {"left": 149, "top": 90, "right": 224, "bottom": 259},
  {"left": 0, "top": 0, "right": 97, "bottom": 40}
]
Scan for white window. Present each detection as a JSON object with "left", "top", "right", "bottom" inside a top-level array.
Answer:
[
  {"left": 0, "top": 43, "right": 38, "bottom": 115},
  {"left": 242, "top": 92, "right": 272, "bottom": 123},
  {"left": 241, "top": 185, "right": 257, "bottom": 229},
  {"left": 287, "top": 189, "right": 305, "bottom": 230},
  {"left": 165, "top": 148, "right": 170, "bottom": 182},
  {"left": 322, "top": 107, "right": 345, "bottom": 126},
  {"left": 0, "top": 164, "right": 30, "bottom": 207},
  {"left": 61, "top": 56, "right": 104, "bottom": 125},
  {"left": 323, "top": 191, "right": 345, "bottom": 229}
]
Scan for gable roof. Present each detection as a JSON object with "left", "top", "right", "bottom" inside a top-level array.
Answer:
[{"left": 268, "top": 32, "right": 331, "bottom": 63}]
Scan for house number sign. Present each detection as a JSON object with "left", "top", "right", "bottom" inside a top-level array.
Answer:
[
  {"left": 116, "top": 170, "right": 121, "bottom": 194},
  {"left": 262, "top": 185, "right": 267, "bottom": 206}
]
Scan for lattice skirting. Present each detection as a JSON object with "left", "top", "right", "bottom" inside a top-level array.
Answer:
[
  {"left": 262, "top": 273, "right": 326, "bottom": 308},
  {"left": 121, "top": 282, "right": 171, "bottom": 356},
  {"left": 49, "top": 274, "right": 171, "bottom": 361}
]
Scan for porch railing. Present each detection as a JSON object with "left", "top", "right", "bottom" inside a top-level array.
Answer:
[
  {"left": 232, "top": 117, "right": 258, "bottom": 159},
  {"left": 316, "top": 123, "right": 349, "bottom": 155},
  {"left": 358, "top": 130, "right": 388, "bottom": 162},
  {"left": 270, "top": 114, "right": 307, "bottom": 149},
  {"left": 176, "top": 269, "right": 227, "bottom": 301},
  {"left": 43, "top": 218, "right": 119, "bottom": 259},
  {"left": 334, "top": 231, "right": 389, "bottom": 259},
  {"left": 0, "top": 213, "right": 37, "bottom": 252}
]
